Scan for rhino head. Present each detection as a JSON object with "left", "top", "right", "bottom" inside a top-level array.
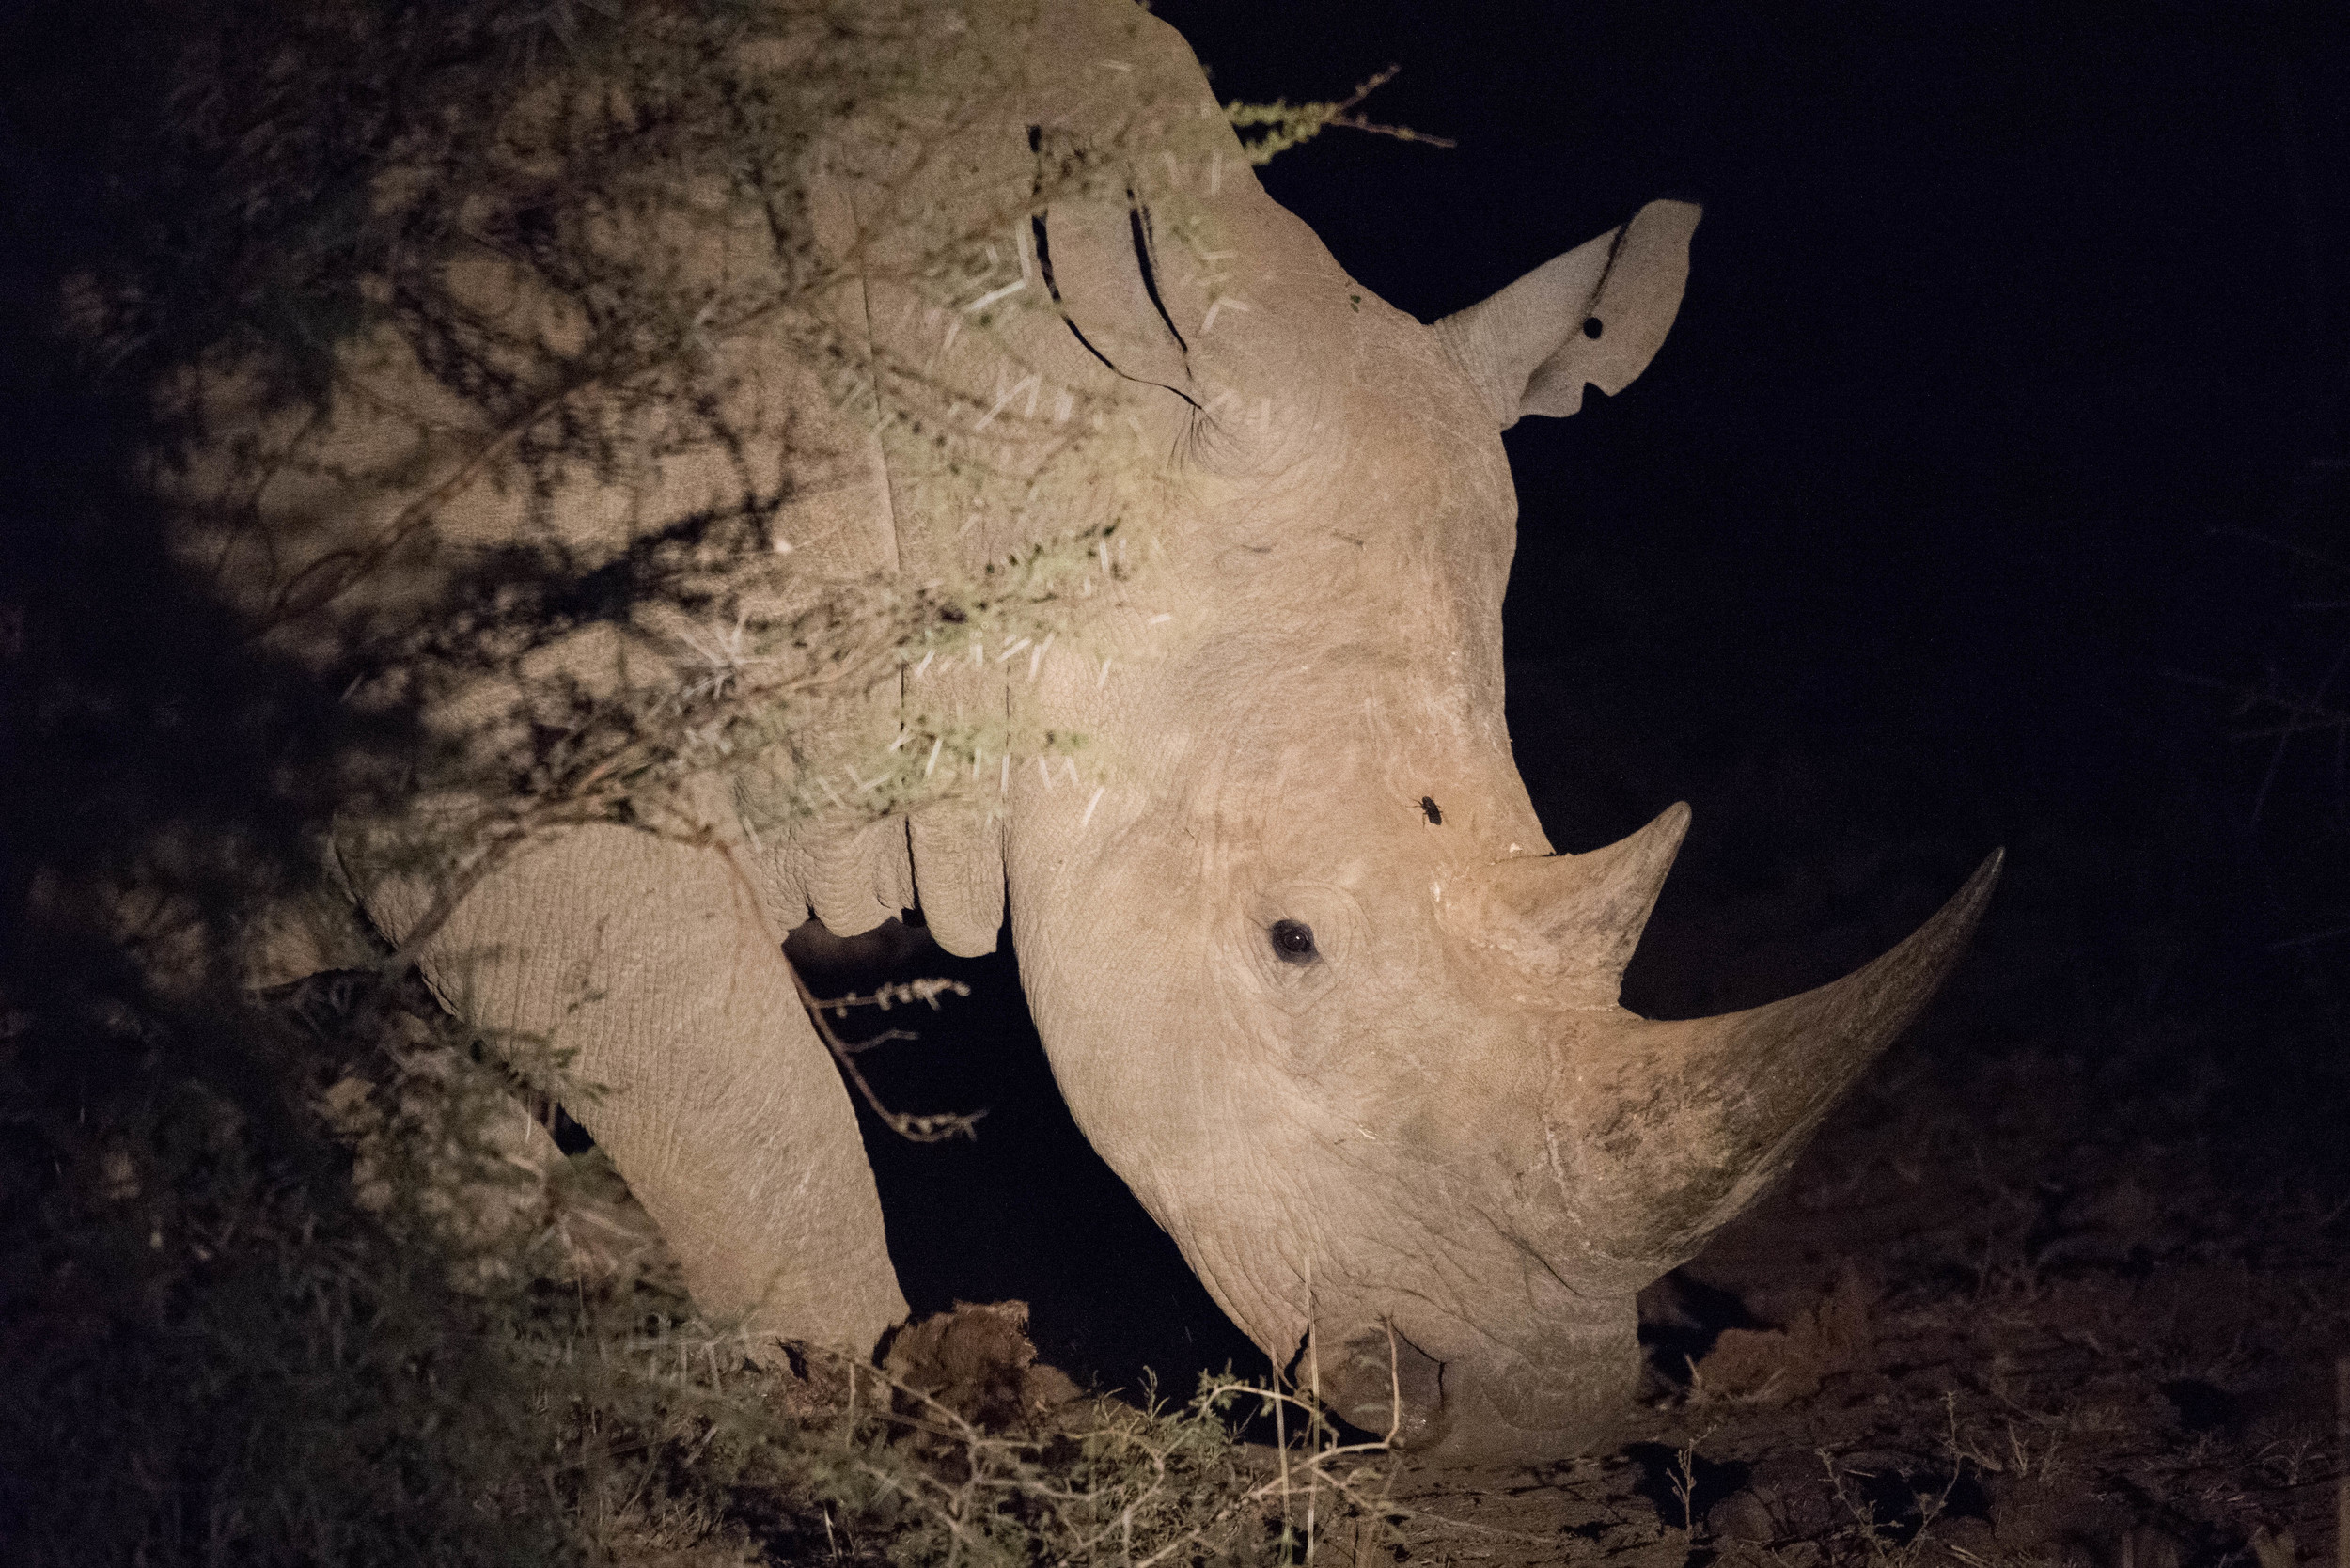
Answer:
[{"left": 838, "top": 7, "right": 2003, "bottom": 1462}]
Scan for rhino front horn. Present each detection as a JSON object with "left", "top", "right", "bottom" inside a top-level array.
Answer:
[{"left": 1539, "top": 848, "right": 2004, "bottom": 1285}]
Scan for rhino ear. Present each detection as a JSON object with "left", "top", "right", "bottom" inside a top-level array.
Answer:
[{"left": 1435, "top": 198, "right": 1701, "bottom": 430}]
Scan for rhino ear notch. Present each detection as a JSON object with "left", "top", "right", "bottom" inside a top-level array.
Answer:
[{"left": 1435, "top": 198, "right": 1702, "bottom": 430}]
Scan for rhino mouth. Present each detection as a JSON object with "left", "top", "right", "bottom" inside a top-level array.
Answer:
[
  {"left": 1419, "top": 1344, "right": 1642, "bottom": 1464},
  {"left": 1316, "top": 1322, "right": 1449, "bottom": 1450},
  {"left": 1313, "top": 1310, "right": 1642, "bottom": 1463}
]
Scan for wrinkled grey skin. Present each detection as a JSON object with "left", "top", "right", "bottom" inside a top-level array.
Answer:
[{"left": 178, "top": 0, "right": 1997, "bottom": 1462}]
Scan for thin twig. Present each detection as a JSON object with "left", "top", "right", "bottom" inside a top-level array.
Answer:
[{"left": 789, "top": 960, "right": 983, "bottom": 1143}]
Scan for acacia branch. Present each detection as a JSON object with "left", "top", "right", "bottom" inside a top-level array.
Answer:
[{"left": 788, "top": 957, "right": 982, "bottom": 1143}]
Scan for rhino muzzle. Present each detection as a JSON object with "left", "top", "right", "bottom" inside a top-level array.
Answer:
[
  {"left": 1425, "top": 1346, "right": 1643, "bottom": 1464},
  {"left": 1317, "top": 1323, "right": 1449, "bottom": 1450},
  {"left": 1314, "top": 1309, "right": 1641, "bottom": 1463}
]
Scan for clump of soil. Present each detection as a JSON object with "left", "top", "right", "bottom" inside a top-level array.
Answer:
[{"left": 882, "top": 1299, "right": 1085, "bottom": 1434}]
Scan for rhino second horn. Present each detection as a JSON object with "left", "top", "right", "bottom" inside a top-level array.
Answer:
[
  {"left": 1487, "top": 801, "right": 1690, "bottom": 1007},
  {"left": 1542, "top": 849, "right": 2004, "bottom": 1284}
]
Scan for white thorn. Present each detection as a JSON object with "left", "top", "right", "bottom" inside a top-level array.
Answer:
[
  {"left": 972, "top": 747, "right": 983, "bottom": 781},
  {"left": 965, "top": 277, "right": 1026, "bottom": 313},
  {"left": 924, "top": 736, "right": 944, "bottom": 778},
  {"left": 976, "top": 372, "right": 1039, "bottom": 431},
  {"left": 1098, "top": 540, "right": 1112, "bottom": 574},
  {"left": 1079, "top": 784, "right": 1105, "bottom": 829},
  {"left": 914, "top": 649, "right": 935, "bottom": 677},
  {"left": 995, "top": 635, "right": 1032, "bottom": 664},
  {"left": 1000, "top": 754, "right": 1010, "bottom": 794},
  {"left": 1028, "top": 631, "right": 1054, "bottom": 680},
  {"left": 1097, "top": 656, "right": 1113, "bottom": 690},
  {"left": 941, "top": 315, "right": 962, "bottom": 357},
  {"left": 887, "top": 729, "right": 909, "bottom": 753},
  {"left": 1148, "top": 613, "right": 1172, "bottom": 624},
  {"left": 1208, "top": 149, "right": 1222, "bottom": 196},
  {"left": 969, "top": 638, "right": 984, "bottom": 666},
  {"left": 1054, "top": 756, "right": 1080, "bottom": 787},
  {"left": 772, "top": 535, "right": 794, "bottom": 554},
  {"left": 1037, "top": 754, "right": 1054, "bottom": 790},
  {"left": 960, "top": 510, "right": 982, "bottom": 536},
  {"left": 1052, "top": 388, "right": 1073, "bottom": 424}
]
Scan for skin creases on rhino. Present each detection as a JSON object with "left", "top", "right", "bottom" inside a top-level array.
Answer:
[{"left": 182, "top": 0, "right": 1999, "bottom": 1463}]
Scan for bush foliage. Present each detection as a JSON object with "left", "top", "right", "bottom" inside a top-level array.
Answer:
[{"left": 0, "top": 0, "right": 1399, "bottom": 1560}]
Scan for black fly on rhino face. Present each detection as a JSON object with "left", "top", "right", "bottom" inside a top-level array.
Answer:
[{"left": 1420, "top": 796, "right": 1443, "bottom": 824}]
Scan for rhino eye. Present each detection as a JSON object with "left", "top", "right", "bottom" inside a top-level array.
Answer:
[
  {"left": 1269, "top": 919, "right": 1319, "bottom": 964},
  {"left": 1582, "top": 315, "right": 1604, "bottom": 339}
]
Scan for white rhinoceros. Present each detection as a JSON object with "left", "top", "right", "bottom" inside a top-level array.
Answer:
[{"left": 164, "top": 0, "right": 1998, "bottom": 1460}]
